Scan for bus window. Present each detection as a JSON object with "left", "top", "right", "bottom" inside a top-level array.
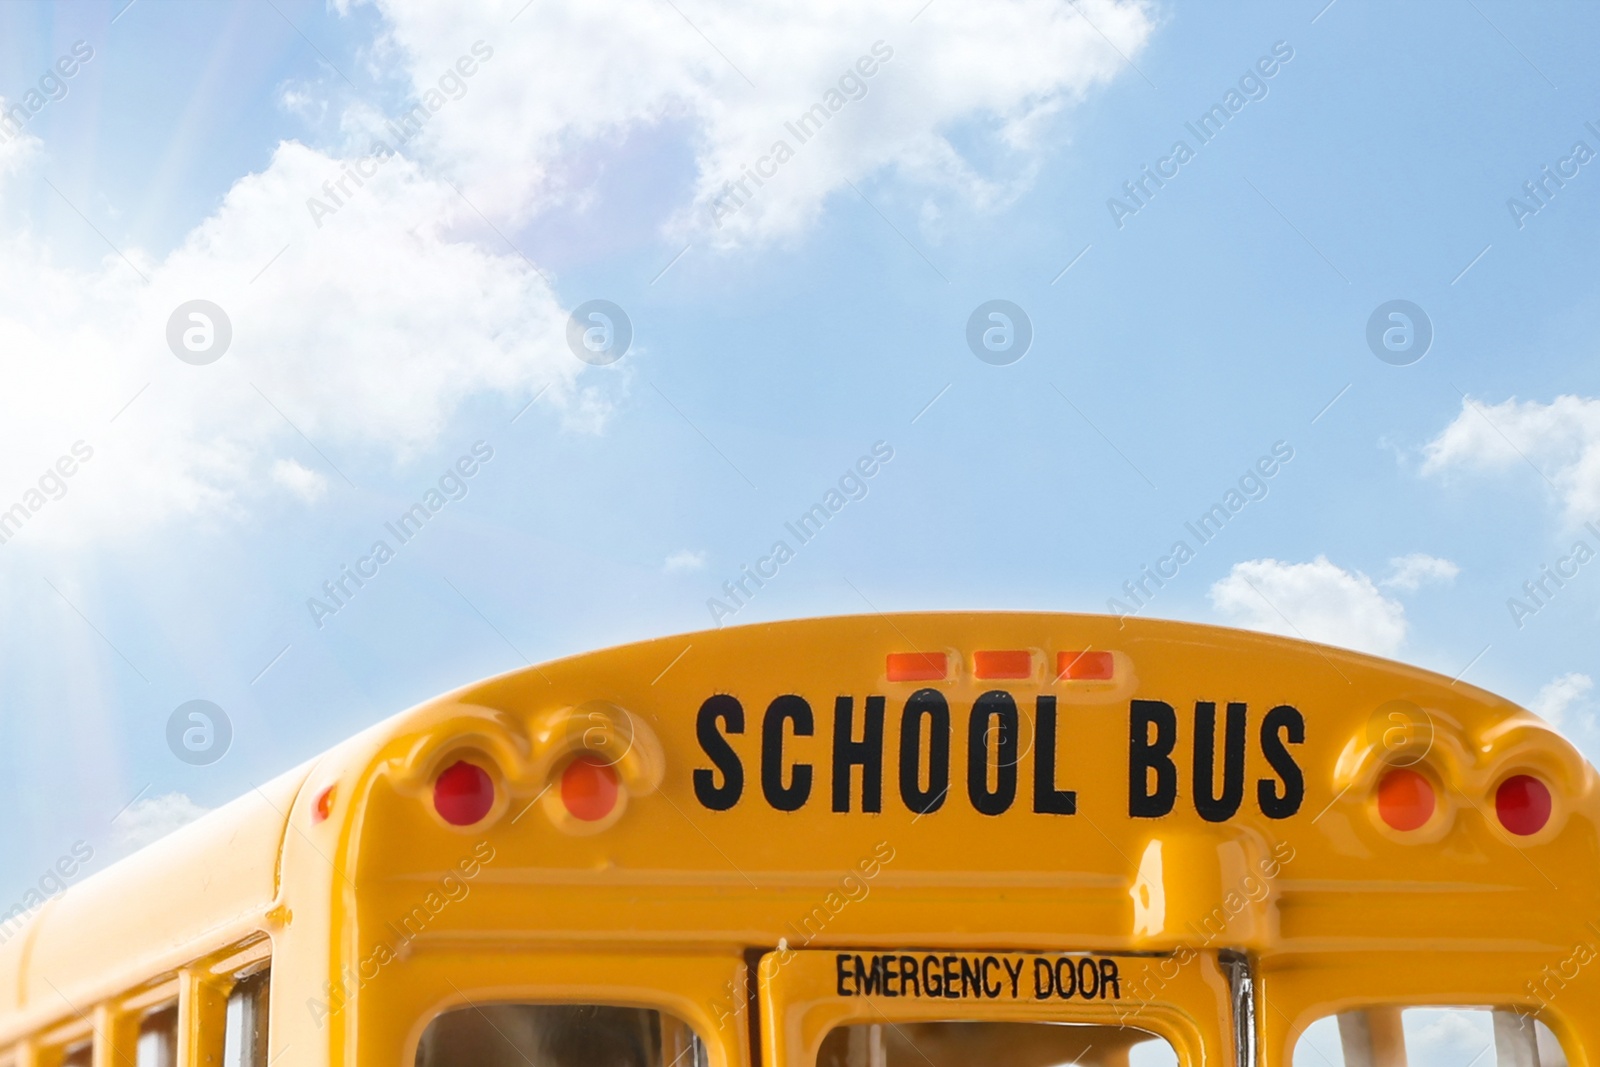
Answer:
[
  {"left": 818, "top": 1021, "right": 1180, "bottom": 1067},
  {"left": 1293, "top": 1009, "right": 1567, "bottom": 1067},
  {"left": 62, "top": 1042, "right": 92, "bottom": 1067},
  {"left": 224, "top": 968, "right": 271, "bottom": 1067},
  {"left": 414, "top": 1004, "right": 708, "bottom": 1067},
  {"left": 137, "top": 1004, "right": 178, "bottom": 1067}
]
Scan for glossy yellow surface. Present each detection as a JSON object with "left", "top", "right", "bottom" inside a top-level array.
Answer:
[{"left": 0, "top": 612, "right": 1594, "bottom": 1066}]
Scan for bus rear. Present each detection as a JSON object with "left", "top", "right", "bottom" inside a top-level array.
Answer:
[{"left": 261, "top": 612, "right": 1600, "bottom": 1067}]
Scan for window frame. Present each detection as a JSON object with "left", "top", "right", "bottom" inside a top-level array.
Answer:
[
  {"left": 755, "top": 949, "right": 1226, "bottom": 1067},
  {"left": 389, "top": 951, "right": 750, "bottom": 1067},
  {"left": 414, "top": 1001, "right": 711, "bottom": 1067},
  {"left": 221, "top": 962, "right": 272, "bottom": 1067},
  {"left": 0, "top": 934, "right": 272, "bottom": 1067},
  {"left": 135, "top": 1001, "right": 180, "bottom": 1067},
  {"left": 1290, "top": 1005, "right": 1570, "bottom": 1067},
  {"left": 1260, "top": 952, "right": 1595, "bottom": 1067}
]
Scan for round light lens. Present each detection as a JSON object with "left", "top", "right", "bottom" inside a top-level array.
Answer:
[
  {"left": 561, "top": 755, "right": 620, "bottom": 822},
  {"left": 1377, "top": 767, "right": 1435, "bottom": 831},
  {"left": 434, "top": 760, "right": 495, "bottom": 826},
  {"left": 1496, "top": 774, "right": 1552, "bottom": 836}
]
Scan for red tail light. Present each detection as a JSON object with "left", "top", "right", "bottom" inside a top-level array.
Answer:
[
  {"left": 434, "top": 760, "right": 495, "bottom": 826},
  {"left": 1496, "top": 774, "right": 1551, "bottom": 836}
]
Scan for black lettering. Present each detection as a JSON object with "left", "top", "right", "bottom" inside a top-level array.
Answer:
[
  {"left": 899, "top": 689, "right": 951, "bottom": 814},
  {"left": 761, "top": 695, "right": 814, "bottom": 811},
  {"left": 1193, "top": 701, "right": 1247, "bottom": 822},
  {"left": 878, "top": 956, "right": 897, "bottom": 997},
  {"left": 857, "top": 954, "right": 881, "bottom": 996},
  {"left": 1032, "top": 696, "right": 1077, "bottom": 814},
  {"left": 1033, "top": 958, "right": 1053, "bottom": 999},
  {"left": 960, "top": 957, "right": 980, "bottom": 998},
  {"left": 1128, "top": 700, "right": 1177, "bottom": 817},
  {"left": 1077, "top": 958, "right": 1100, "bottom": 999},
  {"left": 967, "top": 691, "right": 1019, "bottom": 816},
  {"left": 899, "top": 955, "right": 920, "bottom": 997},
  {"left": 1258, "top": 704, "right": 1306, "bottom": 818},
  {"left": 1099, "top": 958, "right": 1121, "bottom": 999},
  {"left": 694, "top": 695, "right": 744, "bottom": 810},
  {"left": 981, "top": 956, "right": 1002, "bottom": 998},
  {"left": 1003, "top": 956, "right": 1023, "bottom": 998},
  {"left": 833, "top": 696, "right": 885, "bottom": 812},
  {"left": 1054, "top": 957, "right": 1076, "bottom": 998},
  {"left": 922, "top": 955, "right": 942, "bottom": 997},
  {"left": 943, "top": 956, "right": 959, "bottom": 999},
  {"left": 837, "top": 953, "right": 854, "bottom": 996}
]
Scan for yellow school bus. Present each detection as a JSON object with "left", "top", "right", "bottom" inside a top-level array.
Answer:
[{"left": 0, "top": 612, "right": 1594, "bottom": 1067}]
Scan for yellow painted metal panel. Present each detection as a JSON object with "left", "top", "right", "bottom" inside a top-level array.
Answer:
[{"left": 1, "top": 613, "right": 1596, "bottom": 1065}]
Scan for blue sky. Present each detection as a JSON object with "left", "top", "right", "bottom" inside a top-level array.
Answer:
[{"left": 2, "top": 0, "right": 1599, "bottom": 902}]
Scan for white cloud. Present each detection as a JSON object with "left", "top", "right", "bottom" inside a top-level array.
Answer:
[
  {"left": 1382, "top": 552, "right": 1460, "bottom": 591},
  {"left": 1530, "top": 672, "right": 1593, "bottom": 728},
  {"left": 0, "top": 0, "right": 1156, "bottom": 549},
  {"left": 270, "top": 458, "right": 329, "bottom": 503},
  {"left": 277, "top": 84, "right": 325, "bottom": 124},
  {"left": 664, "top": 549, "right": 707, "bottom": 572},
  {"left": 1422, "top": 394, "right": 1600, "bottom": 526},
  {"left": 0, "top": 120, "right": 37, "bottom": 184},
  {"left": 0, "top": 139, "right": 592, "bottom": 549},
  {"left": 1208, "top": 556, "right": 1408, "bottom": 656},
  {"left": 112, "top": 792, "right": 209, "bottom": 851},
  {"left": 1408, "top": 1012, "right": 1493, "bottom": 1062},
  {"left": 347, "top": 0, "right": 1155, "bottom": 245}
]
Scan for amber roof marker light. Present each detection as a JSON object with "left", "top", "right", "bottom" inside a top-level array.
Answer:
[
  {"left": 1056, "top": 650, "right": 1114, "bottom": 681},
  {"left": 973, "top": 650, "right": 1035, "bottom": 680},
  {"left": 886, "top": 652, "right": 949, "bottom": 682},
  {"left": 312, "top": 785, "right": 336, "bottom": 824}
]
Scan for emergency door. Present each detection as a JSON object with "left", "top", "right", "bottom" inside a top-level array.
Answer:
[{"left": 758, "top": 948, "right": 1239, "bottom": 1067}]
